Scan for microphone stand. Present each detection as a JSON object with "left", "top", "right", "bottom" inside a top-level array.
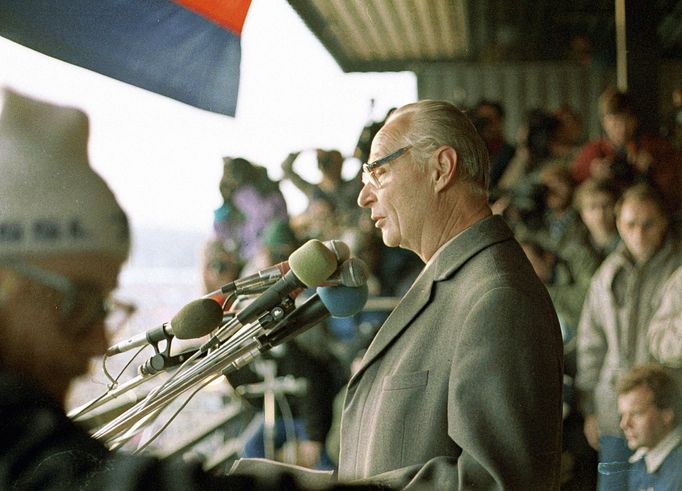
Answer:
[
  {"left": 92, "top": 301, "right": 295, "bottom": 448},
  {"left": 236, "top": 359, "right": 308, "bottom": 463},
  {"left": 68, "top": 372, "right": 155, "bottom": 421},
  {"left": 68, "top": 348, "right": 202, "bottom": 423},
  {"left": 260, "top": 360, "right": 277, "bottom": 460}
]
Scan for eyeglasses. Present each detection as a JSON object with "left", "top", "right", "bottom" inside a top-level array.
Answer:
[
  {"left": 1, "top": 260, "right": 136, "bottom": 338},
  {"left": 361, "top": 145, "right": 411, "bottom": 189}
]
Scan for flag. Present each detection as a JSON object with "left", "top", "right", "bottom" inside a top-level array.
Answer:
[{"left": 0, "top": 0, "right": 251, "bottom": 116}]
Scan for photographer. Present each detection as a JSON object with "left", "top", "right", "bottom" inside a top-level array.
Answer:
[
  {"left": 496, "top": 109, "right": 562, "bottom": 192},
  {"left": 281, "top": 149, "right": 360, "bottom": 230},
  {"left": 471, "top": 99, "right": 515, "bottom": 191},
  {"left": 571, "top": 87, "right": 682, "bottom": 215}
]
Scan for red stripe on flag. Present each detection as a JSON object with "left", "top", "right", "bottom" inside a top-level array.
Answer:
[{"left": 173, "top": 0, "right": 251, "bottom": 34}]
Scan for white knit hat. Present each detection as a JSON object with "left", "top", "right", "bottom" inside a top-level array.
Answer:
[{"left": 0, "top": 88, "right": 130, "bottom": 260}]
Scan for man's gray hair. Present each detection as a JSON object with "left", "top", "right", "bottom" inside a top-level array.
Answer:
[{"left": 389, "top": 100, "right": 490, "bottom": 196}]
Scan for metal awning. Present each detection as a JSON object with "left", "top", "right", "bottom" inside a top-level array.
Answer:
[{"left": 287, "top": 0, "right": 682, "bottom": 73}]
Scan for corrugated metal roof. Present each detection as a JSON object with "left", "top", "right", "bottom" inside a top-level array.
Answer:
[{"left": 287, "top": 0, "right": 682, "bottom": 72}]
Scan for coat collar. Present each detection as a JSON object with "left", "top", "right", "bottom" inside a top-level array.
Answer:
[
  {"left": 629, "top": 425, "right": 682, "bottom": 473},
  {"left": 348, "top": 215, "right": 514, "bottom": 385},
  {"left": 605, "top": 232, "right": 677, "bottom": 288}
]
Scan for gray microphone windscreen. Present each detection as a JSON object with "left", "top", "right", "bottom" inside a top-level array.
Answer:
[
  {"left": 288, "top": 239, "right": 338, "bottom": 287},
  {"left": 324, "top": 240, "right": 351, "bottom": 263},
  {"left": 171, "top": 298, "right": 223, "bottom": 339},
  {"left": 339, "top": 257, "right": 369, "bottom": 287}
]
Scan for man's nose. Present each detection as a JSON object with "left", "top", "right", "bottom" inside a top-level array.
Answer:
[
  {"left": 357, "top": 181, "right": 375, "bottom": 208},
  {"left": 632, "top": 226, "right": 647, "bottom": 241}
]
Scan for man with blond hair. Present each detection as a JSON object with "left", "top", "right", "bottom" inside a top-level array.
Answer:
[{"left": 617, "top": 364, "right": 682, "bottom": 490}]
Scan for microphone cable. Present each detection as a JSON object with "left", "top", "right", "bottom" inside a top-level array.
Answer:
[
  {"left": 69, "top": 345, "right": 148, "bottom": 421},
  {"left": 132, "top": 376, "right": 215, "bottom": 455}
]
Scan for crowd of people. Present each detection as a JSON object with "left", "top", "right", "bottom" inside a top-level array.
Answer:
[
  {"left": 2, "top": 83, "right": 681, "bottom": 490},
  {"left": 202, "top": 86, "right": 682, "bottom": 490}
]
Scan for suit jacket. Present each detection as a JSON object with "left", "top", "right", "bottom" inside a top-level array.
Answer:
[{"left": 337, "top": 215, "right": 564, "bottom": 490}]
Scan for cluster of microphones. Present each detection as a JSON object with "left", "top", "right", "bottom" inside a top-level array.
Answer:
[
  {"left": 70, "top": 239, "right": 369, "bottom": 443},
  {"left": 105, "top": 239, "right": 368, "bottom": 360}
]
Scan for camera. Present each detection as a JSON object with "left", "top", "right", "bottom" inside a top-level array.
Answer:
[{"left": 506, "top": 180, "right": 548, "bottom": 231}]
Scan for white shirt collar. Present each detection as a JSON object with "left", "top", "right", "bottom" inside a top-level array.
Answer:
[{"left": 629, "top": 425, "right": 682, "bottom": 473}]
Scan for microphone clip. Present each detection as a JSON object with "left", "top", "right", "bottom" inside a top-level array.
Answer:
[{"left": 139, "top": 347, "right": 200, "bottom": 376}]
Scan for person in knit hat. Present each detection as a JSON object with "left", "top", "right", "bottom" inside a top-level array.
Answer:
[
  {"left": 0, "top": 87, "right": 132, "bottom": 405},
  {"left": 0, "top": 87, "right": 142, "bottom": 486},
  {"left": 0, "top": 88, "right": 379, "bottom": 491}
]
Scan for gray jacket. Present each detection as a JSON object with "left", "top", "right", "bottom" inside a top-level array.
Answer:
[
  {"left": 648, "top": 265, "right": 682, "bottom": 368},
  {"left": 576, "top": 234, "right": 682, "bottom": 435},
  {"left": 338, "top": 215, "right": 564, "bottom": 490}
]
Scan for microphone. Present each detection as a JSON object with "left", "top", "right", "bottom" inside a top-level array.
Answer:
[
  {"left": 317, "top": 283, "right": 369, "bottom": 318},
  {"left": 235, "top": 239, "right": 338, "bottom": 325},
  {"left": 320, "top": 257, "right": 369, "bottom": 287},
  {"left": 205, "top": 261, "right": 290, "bottom": 298},
  {"left": 323, "top": 239, "right": 350, "bottom": 263},
  {"left": 204, "top": 240, "right": 350, "bottom": 299},
  {"left": 262, "top": 284, "right": 368, "bottom": 349},
  {"left": 105, "top": 298, "right": 223, "bottom": 356},
  {"left": 198, "top": 240, "right": 344, "bottom": 353}
]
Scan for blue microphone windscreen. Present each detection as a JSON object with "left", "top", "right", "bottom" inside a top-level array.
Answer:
[
  {"left": 316, "top": 284, "right": 369, "bottom": 318},
  {"left": 289, "top": 239, "right": 337, "bottom": 287},
  {"left": 172, "top": 298, "right": 223, "bottom": 339}
]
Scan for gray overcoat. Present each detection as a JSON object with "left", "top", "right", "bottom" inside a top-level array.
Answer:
[{"left": 338, "top": 215, "right": 564, "bottom": 490}]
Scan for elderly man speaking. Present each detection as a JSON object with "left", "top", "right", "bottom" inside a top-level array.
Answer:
[{"left": 338, "top": 100, "right": 564, "bottom": 490}]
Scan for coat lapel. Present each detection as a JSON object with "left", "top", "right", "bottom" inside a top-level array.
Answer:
[
  {"left": 348, "top": 215, "right": 514, "bottom": 386},
  {"left": 349, "top": 263, "right": 436, "bottom": 385}
]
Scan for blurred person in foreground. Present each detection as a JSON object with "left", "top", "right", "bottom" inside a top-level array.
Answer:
[
  {"left": 576, "top": 183, "right": 682, "bottom": 491},
  {"left": 617, "top": 364, "right": 682, "bottom": 490},
  {"left": 0, "top": 88, "right": 373, "bottom": 491},
  {"left": 342, "top": 99, "right": 564, "bottom": 489}
]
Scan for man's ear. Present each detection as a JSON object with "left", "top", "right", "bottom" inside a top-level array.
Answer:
[
  {"left": 661, "top": 407, "right": 675, "bottom": 428},
  {"left": 432, "top": 146, "right": 458, "bottom": 192}
]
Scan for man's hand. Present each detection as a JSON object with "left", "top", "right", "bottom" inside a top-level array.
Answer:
[
  {"left": 632, "top": 149, "right": 654, "bottom": 173},
  {"left": 276, "top": 440, "right": 322, "bottom": 468},
  {"left": 589, "top": 157, "right": 615, "bottom": 181},
  {"left": 583, "top": 414, "right": 600, "bottom": 450}
]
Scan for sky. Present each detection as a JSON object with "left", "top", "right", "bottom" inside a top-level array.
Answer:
[{"left": 0, "top": 0, "right": 417, "bottom": 233}]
